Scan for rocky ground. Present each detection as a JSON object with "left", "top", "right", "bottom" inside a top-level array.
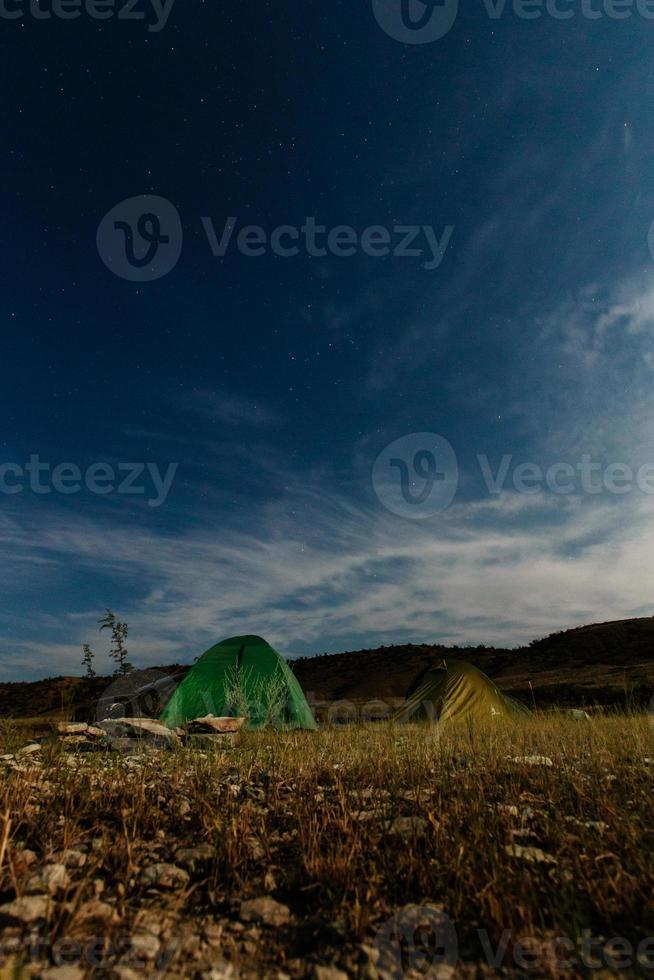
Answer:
[{"left": 0, "top": 717, "right": 652, "bottom": 978}]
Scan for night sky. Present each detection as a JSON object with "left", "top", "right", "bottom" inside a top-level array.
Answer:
[{"left": 2, "top": 0, "right": 654, "bottom": 679}]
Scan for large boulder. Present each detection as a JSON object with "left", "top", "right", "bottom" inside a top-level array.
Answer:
[{"left": 99, "top": 717, "right": 180, "bottom": 749}]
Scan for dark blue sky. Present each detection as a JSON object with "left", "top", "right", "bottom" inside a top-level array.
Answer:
[{"left": 2, "top": 0, "right": 654, "bottom": 678}]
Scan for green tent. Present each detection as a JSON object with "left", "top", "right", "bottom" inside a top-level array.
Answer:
[
  {"left": 393, "top": 657, "right": 529, "bottom": 724},
  {"left": 160, "top": 635, "right": 317, "bottom": 731}
]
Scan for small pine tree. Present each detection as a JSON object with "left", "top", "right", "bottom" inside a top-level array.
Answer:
[
  {"left": 81, "top": 643, "right": 96, "bottom": 678},
  {"left": 99, "top": 609, "right": 133, "bottom": 676}
]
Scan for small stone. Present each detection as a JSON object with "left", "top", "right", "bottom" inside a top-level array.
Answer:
[
  {"left": 497, "top": 804, "right": 519, "bottom": 816},
  {"left": 174, "top": 843, "right": 214, "bottom": 873},
  {"left": 505, "top": 844, "right": 557, "bottom": 865},
  {"left": 140, "top": 863, "right": 190, "bottom": 890},
  {"left": 351, "top": 809, "right": 383, "bottom": 822},
  {"left": 240, "top": 896, "right": 292, "bottom": 928},
  {"left": 39, "top": 967, "right": 84, "bottom": 980},
  {"left": 75, "top": 899, "right": 118, "bottom": 924},
  {"left": 202, "top": 967, "right": 236, "bottom": 980},
  {"left": 125, "top": 932, "right": 161, "bottom": 961},
  {"left": 244, "top": 836, "right": 265, "bottom": 861},
  {"left": 136, "top": 911, "right": 163, "bottom": 936},
  {"left": 26, "top": 863, "right": 69, "bottom": 895},
  {"left": 15, "top": 847, "right": 37, "bottom": 867},
  {"left": 511, "top": 755, "right": 553, "bottom": 767},
  {"left": 203, "top": 923, "right": 224, "bottom": 949},
  {"left": 56, "top": 723, "right": 89, "bottom": 735},
  {"left": 59, "top": 849, "right": 87, "bottom": 869},
  {"left": 18, "top": 743, "right": 41, "bottom": 757},
  {"left": 359, "top": 944, "right": 380, "bottom": 965},
  {"left": 312, "top": 967, "right": 349, "bottom": 980},
  {"left": 0, "top": 895, "right": 50, "bottom": 922},
  {"left": 387, "top": 816, "right": 428, "bottom": 839}
]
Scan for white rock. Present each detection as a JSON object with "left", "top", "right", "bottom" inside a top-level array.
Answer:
[
  {"left": 201, "top": 967, "right": 236, "bottom": 980},
  {"left": 140, "top": 863, "right": 189, "bottom": 890},
  {"left": 58, "top": 849, "right": 87, "bottom": 869},
  {"left": 39, "top": 967, "right": 84, "bottom": 980},
  {"left": 240, "top": 896, "right": 292, "bottom": 927},
  {"left": 26, "top": 863, "right": 69, "bottom": 895},
  {"left": 99, "top": 717, "right": 180, "bottom": 746},
  {"left": 75, "top": 899, "right": 118, "bottom": 924},
  {"left": 505, "top": 844, "right": 557, "bottom": 864},
  {"left": 0, "top": 895, "right": 50, "bottom": 922},
  {"left": 511, "top": 755, "right": 553, "bottom": 767},
  {"left": 125, "top": 932, "right": 161, "bottom": 960},
  {"left": 312, "top": 967, "right": 349, "bottom": 980}
]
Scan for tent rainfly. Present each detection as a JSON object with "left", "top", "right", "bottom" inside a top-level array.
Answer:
[
  {"left": 393, "top": 657, "right": 530, "bottom": 724},
  {"left": 160, "top": 634, "right": 317, "bottom": 731}
]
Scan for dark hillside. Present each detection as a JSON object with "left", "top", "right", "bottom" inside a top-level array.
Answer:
[{"left": 1, "top": 617, "right": 653, "bottom": 718}]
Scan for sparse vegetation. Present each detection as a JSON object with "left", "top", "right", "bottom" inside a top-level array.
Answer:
[
  {"left": 98, "top": 609, "right": 133, "bottom": 677},
  {"left": 81, "top": 643, "right": 96, "bottom": 679},
  {"left": 224, "top": 665, "right": 293, "bottom": 728},
  {"left": 0, "top": 714, "right": 652, "bottom": 977}
]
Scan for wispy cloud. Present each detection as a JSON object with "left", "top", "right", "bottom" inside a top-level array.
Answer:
[{"left": 1, "top": 482, "right": 653, "bottom": 680}]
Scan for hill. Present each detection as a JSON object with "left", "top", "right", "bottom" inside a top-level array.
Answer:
[
  {"left": 0, "top": 616, "right": 653, "bottom": 721},
  {"left": 293, "top": 616, "right": 654, "bottom": 708}
]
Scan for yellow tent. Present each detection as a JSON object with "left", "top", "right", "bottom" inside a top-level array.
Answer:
[{"left": 393, "top": 658, "right": 529, "bottom": 724}]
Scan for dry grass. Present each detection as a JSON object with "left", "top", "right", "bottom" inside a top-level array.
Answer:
[{"left": 0, "top": 714, "right": 653, "bottom": 977}]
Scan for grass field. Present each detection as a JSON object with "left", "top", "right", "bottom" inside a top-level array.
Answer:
[{"left": 0, "top": 714, "right": 653, "bottom": 978}]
